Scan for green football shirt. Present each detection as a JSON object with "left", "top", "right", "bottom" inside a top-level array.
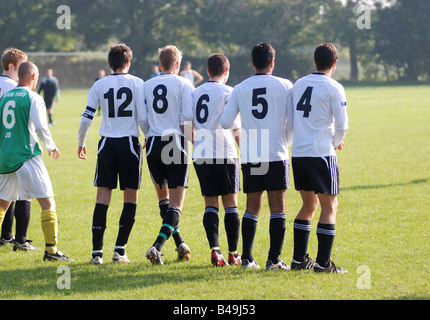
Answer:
[{"left": 0, "top": 87, "right": 43, "bottom": 173}]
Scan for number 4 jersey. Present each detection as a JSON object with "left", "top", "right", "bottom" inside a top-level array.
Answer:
[
  {"left": 0, "top": 87, "right": 57, "bottom": 174},
  {"left": 78, "top": 73, "right": 147, "bottom": 146},
  {"left": 288, "top": 73, "right": 348, "bottom": 158}
]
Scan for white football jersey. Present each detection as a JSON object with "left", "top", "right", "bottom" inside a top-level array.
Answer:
[
  {"left": 289, "top": 73, "right": 348, "bottom": 157},
  {"left": 144, "top": 73, "right": 194, "bottom": 137},
  {"left": 192, "top": 81, "right": 239, "bottom": 160},
  {"left": 78, "top": 73, "right": 146, "bottom": 145},
  {"left": 220, "top": 74, "right": 293, "bottom": 163},
  {"left": 0, "top": 75, "right": 18, "bottom": 98}
]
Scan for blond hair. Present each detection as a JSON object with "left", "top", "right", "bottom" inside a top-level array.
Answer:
[{"left": 158, "top": 45, "right": 182, "bottom": 72}]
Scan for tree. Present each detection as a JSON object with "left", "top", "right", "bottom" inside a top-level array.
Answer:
[
  {"left": 320, "top": 0, "right": 375, "bottom": 82},
  {"left": 374, "top": 0, "right": 430, "bottom": 81}
]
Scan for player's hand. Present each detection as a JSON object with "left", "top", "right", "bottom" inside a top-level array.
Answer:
[
  {"left": 49, "top": 148, "right": 60, "bottom": 160},
  {"left": 336, "top": 141, "right": 344, "bottom": 151},
  {"left": 78, "top": 145, "right": 87, "bottom": 160}
]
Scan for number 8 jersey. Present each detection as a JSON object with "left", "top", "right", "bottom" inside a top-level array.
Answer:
[
  {"left": 143, "top": 73, "right": 194, "bottom": 138},
  {"left": 78, "top": 73, "right": 147, "bottom": 146}
]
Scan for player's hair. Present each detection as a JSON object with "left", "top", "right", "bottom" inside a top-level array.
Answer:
[
  {"left": 314, "top": 43, "right": 338, "bottom": 71},
  {"left": 252, "top": 42, "right": 275, "bottom": 70},
  {"left": 207, "top": 53, "right": 230, "bottom": 77},
  {"left": 158, "top": 45, "right": 182, "bottom": 72},
  {"left": 2, "top": 48, "right": 28, "bottom": 71},
  {"left": 108, "top": 43, "right": 133, "bottom": 72},
  {"left": 18, "top": 61, "right": 38, "bottom": 80}
]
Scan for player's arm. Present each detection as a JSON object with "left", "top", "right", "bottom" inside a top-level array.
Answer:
[
  {"left": 331, "top": 85, "right": 348, "bottom": 150},
  {"left": 30, "top": 96, "right": 58, "bottom": 156},
  {"left": 181, "top": 81, "right": 194, "bottom": 122},
  {"left": 77, "top": 85, "right": 98, "bottom": 159},
  {"left": 286, "top": 87, "right": 294, "bottom": 146},
  {"left": 136, "top": 80, "right": 149, "bottom": 137},
  {"left": 193, "top": 70, "right": 204, "bottom": 86},
  {"left": 220, "top": 88, "right": 240, "bottom": 129}
]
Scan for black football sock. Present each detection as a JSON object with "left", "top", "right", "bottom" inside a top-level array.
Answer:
[
  {"left": 153, "top": 207, "right": 181, "bottom": 251},
  {"left": 293, "top": 219, "right": 311, "bottom": 262},
  {"left": 242, "top": 212, "right": 258, "bottom": 262},
  {"left": 316, "top": 223, "right": 336, "bottom": 267},
  {"left": 92, "top": 203, "right": 108, "bottom": 257},
  {"left": 14, "top": 200, "right": 31, "bottom": 244},
  {"left": 158, "top": 199, "right": 169, "bottom": 219},
  {"left": 1, "top": 203, "right": 14, "bottom": 240},
  {"left": 268, "top": 213, "right": 286, "bottom": 263},
  {"left": 115, "top": 202, "right": 137, "bottom": 254},
  {"left": 203, "top": 206, "right": 219, "bottom": 249},
  {"left": 224, "top": 207, "right": 240, "bottom": 253}
]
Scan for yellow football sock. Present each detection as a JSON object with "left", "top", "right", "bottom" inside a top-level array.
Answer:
[
  {"left": 0, "top": 208, "right": 6, "bottom": 226},
  {"left": 41, "top": 209, "right": 58, "bottom": 254}
]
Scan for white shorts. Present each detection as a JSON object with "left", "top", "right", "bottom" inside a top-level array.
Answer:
[{"left": 0, "top": 156, "right": 54, "bottom": 201}]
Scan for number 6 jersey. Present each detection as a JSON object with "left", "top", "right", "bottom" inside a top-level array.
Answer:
[
  {"left": 0, "top": 87, "right": 56, "bottom": 174},
  {"left": 78, "top": 73, "right": 147, "bottom": 146},
  {"left": 288, "top": 73, "right": 348, "bottom": 158}
]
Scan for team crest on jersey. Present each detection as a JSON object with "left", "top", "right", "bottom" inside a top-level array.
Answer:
[{"left": 341, "top": 101, "right": 347, "bottom": 107}]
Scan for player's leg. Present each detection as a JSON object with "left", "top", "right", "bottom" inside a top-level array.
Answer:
[
  {"left": 0, "top": 200, "right": 12, "bottom": 227},
  {"left": 221, "top": 193, "right": 241, "bottom": 265},
  {"left": 241, "top": 191, "right": 263, "bottom": 268},
  {"left": 37, "top": 196, "right": 73, "bottom": 261},
  {"left": 202, "top": 196, "right": 227, "bottom": 266},
  {"left": 291, "top": 190, "right": 318, "bottom": 269},
  {"left": 90, "top": 187, "right": 112, "bottom": 263},
  {"left": 266, "top": 189, "right": 288, "bottom": 270},
  {"left": 152, "top": 186, "right": 185, "bottom": 248},
  {"left": 112, "top": 188, "right": 137, "bottom": 263},
  {"left": 314, "top": 193, "right": 345, "bottom": 272},
  {"left": 1, "top": 202, "right": 14, "bottom": 245},
  {"left": 13, "top": 200, "right": 38, "bottom": 251},
  {"left": 154, "top": 183, "right": 169, "bottom": 219},
  {"left": 154, "top": 182, "right": 185, "bottom": 249},
  {"left": 0, "top": 174, "right": 16, "bottom": 231}
]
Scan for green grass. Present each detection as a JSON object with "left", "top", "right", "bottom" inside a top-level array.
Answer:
[{"left": 0, "top": 85, "right": 429, "bottom": 300}]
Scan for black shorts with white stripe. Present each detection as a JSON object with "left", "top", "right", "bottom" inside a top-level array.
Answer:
[
  {"left": 146, "top": 134, "right": 188, "bottom": 189},
  {"left": 94, "top": 136, "right": 142, "bottom": 190},
  {"left": 292, "top": 156, "right": 339, "bottom": 194}
]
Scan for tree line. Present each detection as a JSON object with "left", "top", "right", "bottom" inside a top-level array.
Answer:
[{"left": 0, "top": 0, "right": 429, "bottom": 84}]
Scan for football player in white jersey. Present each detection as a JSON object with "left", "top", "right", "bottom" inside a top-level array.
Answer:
[
  {"left": 78, "top": 43, "right": 147, "bottom": 264},
  {"left": 221, "top": 42, "right": 293, "bottom": 270},
  {"left": 192, "top": 53, "right": 241, "bottom": 267},
  {"left": 288, "top": 43, "right": 348, "bottom": 273},
  {"left": 144, "top": 45, "right": 193, "bottom": 265},
  {"left": 0, "top": 48, "right": 37, "bottom": 252}
]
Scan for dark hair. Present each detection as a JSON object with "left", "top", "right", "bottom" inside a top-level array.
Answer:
[
  {"left": 207, "top": 53, "right": 230, "bottom": 77},
  {"left": 314, "top": 43, "right": 338, "bottom": 71},
  {"left": 108, "top": 43, "right": 133, "bottom": 71},
  {"left": 252, "top": 42, "right": 275, "bottom": 70}
]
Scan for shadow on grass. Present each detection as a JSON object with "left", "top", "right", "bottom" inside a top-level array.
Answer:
[
  {"left": 342, "top": 178, "right": 428, "bottom": 191},
  {"left": 0, "top": 260, "right": 307, "bottom": 299}
]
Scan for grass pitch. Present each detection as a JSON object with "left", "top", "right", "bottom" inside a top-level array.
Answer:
[{"left": 0, "top": 84, "right": 429, "bottom": 301}]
